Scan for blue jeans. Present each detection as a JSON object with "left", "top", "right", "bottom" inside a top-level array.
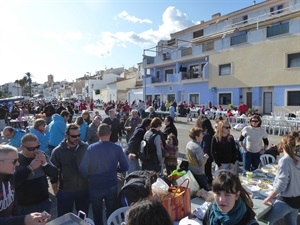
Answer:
[
  {"left": 90, "top": 184, "right": 118, "bottom": 225},
  {"left": 17, "top": 199, "right": 51, "bottom": 216},
  {"left": 263, "top": 199, "right": 299, "bottom": 225},
  {"left": 243, "top": 151, "right": 261, "bottom": 171},
  {"left": 126, "top": 157, "right": 141, "bottom": 175},
  {"left": 56, "top": 189, "right": 90, "bottom": 217}
]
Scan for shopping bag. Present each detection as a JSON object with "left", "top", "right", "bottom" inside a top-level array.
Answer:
[
  {"left": 175, "top": 170, "right": 200, "bottom": 196},
  {"left": 162, "top": 179, "right": 191, "bottom": 221}
]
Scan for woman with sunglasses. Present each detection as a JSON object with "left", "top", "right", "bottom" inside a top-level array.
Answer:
[
  {"left": 211, "top": 121, "right": 238, "bottom": 173},
  {"left": 239, "top": 115, "right": 269, "bottom": 171}
]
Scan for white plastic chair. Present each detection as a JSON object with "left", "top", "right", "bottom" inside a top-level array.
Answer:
[
  {"left": 107, "top": 206, "right": 129, "bottom": 225},
  {"left": 260, "top": 154, "right": 276, "bottom": 167}
]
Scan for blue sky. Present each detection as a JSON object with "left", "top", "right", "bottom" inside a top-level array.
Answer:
[{"left": 0, "top": 0, "right": 263, "bottom": 85}]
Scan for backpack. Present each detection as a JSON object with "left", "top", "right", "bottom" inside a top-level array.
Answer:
[
  {"left": 115, "top": 170, "right": 158, "bottom": 208},
  {"left": 139, "top": 132, "right": 158, "bottom": 161}
]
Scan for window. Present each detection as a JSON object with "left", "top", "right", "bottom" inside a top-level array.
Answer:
[
  {"left": 189, "top": 65, "right": 200, "bottom": 78},
  {"left": 167, "top": 94, "right": 175, "bottom": 102},
  {"left": 219, "top": 64, "right": 231, "bottom": 76},
  {"left": 189, "top": 94, "right": 199, "bottom": 105},
  {"left": 193, "top": 29, "right": 204, "bottom": 38},
  {"left": 163, "top": 52, "right": 170, "bottom": 60},
  {"left": 287, "top": 91, "right": 300, "bottom": 106},
  {"left": 267, "top": 22, "right": 289, "bottom": 37},
  {"left": 202, "top": 41, "right": 214, "bottom": 52},
  {"left": 164, "top": 69, "right": 174, "bottom": 82},
  {"left": 230, "top": 33, "right": 247, "bottom": 46},
  {"left": 243, "top": 15, "right": 248, "bottom": 24},
  {"left": 156, "top": 71, "right": 160, "bottom": 79},
  {"left": 219, "top": 93, "right": 232, "bottom": 105},
  {"left": 181, "top": 47, "right": 192, "bottom": 57},
  {"left": 270, "top": 4, "right": 284, "bottom": 14},
  {"left": 287, "top": 53, "right": 300, "bottom": 68}
]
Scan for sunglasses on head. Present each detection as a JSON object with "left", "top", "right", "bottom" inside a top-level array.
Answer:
[
  {"left": 70, "top": 134, "right": 81, "bottom": 138},
  {"left": 0, "top": 158, "right": 19, "bottom": 165},
  {"left": 23, "top": 145, "right": 40, "bottom": 151}
]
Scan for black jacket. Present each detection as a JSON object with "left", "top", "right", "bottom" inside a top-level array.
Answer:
[
  {"left": 14, "top": 153, "right": 58, "bottom": 205},
  {"left": 127, "top": 124, "right": 147, "bottom": 156},
  {"left": 50, "top": 140, "right": 89, "bottom": 191}
]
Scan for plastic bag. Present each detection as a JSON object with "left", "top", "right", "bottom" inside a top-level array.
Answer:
[
  {"left": 175, "top": 170, "right": 200, "bottom": 196},
  {"left": 151, "top": 178, "right": 169, "bottom": 196}
]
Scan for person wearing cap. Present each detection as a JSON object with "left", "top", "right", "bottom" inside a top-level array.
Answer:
[
  {"left": 0, "top": 144, "right": 51, "bottom": 224},
  {"left": 3, "top": 126, "right": 26, "bottom": 149},
  {"left": 14, "top": 133, "right": 58, "bottom": 215}
]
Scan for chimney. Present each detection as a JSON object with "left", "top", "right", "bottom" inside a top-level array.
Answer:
[{"left": 212, "top": 12, "right": 221, "bottom": 19}]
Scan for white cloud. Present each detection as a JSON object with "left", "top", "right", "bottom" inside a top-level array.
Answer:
[
  {"left": 117, "top": 11, "right": 152, "bottom": 24},
  {"left": 84, "top": 6, "right": 197, "bottom": 57},
  {"left": 64, "top": 32, "right": 83, "bottom": 41}
]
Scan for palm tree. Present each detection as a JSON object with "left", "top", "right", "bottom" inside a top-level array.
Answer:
[
  {"left": 14, "top": 80, "right": 21, "bottom": 96},
  {"left": 25, "top": 72, "right": 32, "bottom": 97}
]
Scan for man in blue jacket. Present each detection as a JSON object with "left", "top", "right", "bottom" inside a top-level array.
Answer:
[
  {"left": 79, "top": 123, "right": 128, "bottom": 225},
  {"left": 3, "top": 126, "right": 26, "bottom": 149}
]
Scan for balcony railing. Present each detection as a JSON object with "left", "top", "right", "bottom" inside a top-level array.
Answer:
[
  {"left": 230, "top": 33, "right": 247, "bottom": 46},
  {"left": 267, "top": 22, "right": 289, "bottom": 37}
]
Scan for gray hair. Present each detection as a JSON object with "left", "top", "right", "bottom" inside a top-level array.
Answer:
[
  {"left": 21, "top": 133, "right": 38, "bottom": 145},
  {"left": 97, "top": 123, "right": 111, "bottom": 137},
  {"left": 0, "top": 145, "right": 18, "bottom": 157}
]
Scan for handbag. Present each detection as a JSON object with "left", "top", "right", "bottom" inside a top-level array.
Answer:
[
  {"left": 175, "top": 170, "right": 200, "bottom": 196},
  {"left": 162, "top": 179, "right": 191, "bottom": 222}
]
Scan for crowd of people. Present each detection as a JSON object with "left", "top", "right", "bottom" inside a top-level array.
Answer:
[{"left": 0, "top": 98, "right": 299, "bottom": 225}]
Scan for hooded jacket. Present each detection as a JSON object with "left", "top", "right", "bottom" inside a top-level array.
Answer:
[
  {"left": 0, "top": 175, "right": 25, "bottom": 225},
  {"left": 273, "top": 154, "right": 300, "bottom": 198},
  {"left": 48, "top": 114, "right": 67, "bottom": 147}
]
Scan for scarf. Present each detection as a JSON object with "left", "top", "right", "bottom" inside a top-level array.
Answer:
[{"left": 209, "top": 198, "right": 247, "bottom": 225}]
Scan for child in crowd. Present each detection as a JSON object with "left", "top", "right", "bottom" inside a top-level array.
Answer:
[{"left": 164, "top": 133, "right": 179, "bottom": 175}]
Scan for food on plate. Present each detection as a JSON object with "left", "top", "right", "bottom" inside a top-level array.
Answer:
[
  {"left": 261, "top": 179, "right": 273, "bottom": 185},
  {"left": 258, "top": 183, "right": 269, "bottom": 190},
  {"left": 247, "top": 179, "right": 259, "bottom": 185},
  {"left": 196, "top": 189, "right": 214, "bottom": 202}
]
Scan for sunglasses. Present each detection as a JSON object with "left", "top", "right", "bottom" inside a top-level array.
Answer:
[
  {"left": 223, "top": 126, "right": 231, "bottom": 129},
  {"left": 251, "top": 120, "right": 259, "bottom": 122},
  {"left": 70, "top": 134, "right": 81, "bottom": 138},
  {"left": 0, "top": 158, "right": 19, "bottom": 165},
  {"left": 23, "top": 145, "right": 40, "bottom": 151}
]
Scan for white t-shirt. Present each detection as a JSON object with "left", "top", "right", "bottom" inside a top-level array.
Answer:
[{"left": 241, "top": 126, "right": 268, "bottom": 153}]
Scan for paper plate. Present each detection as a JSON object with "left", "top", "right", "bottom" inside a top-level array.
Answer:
[
  {"left": 247, "top": 185, "right": 260, "bottom": 192},
  {"left": 179, "top": 217, "right": 203, "bottom": 225}
]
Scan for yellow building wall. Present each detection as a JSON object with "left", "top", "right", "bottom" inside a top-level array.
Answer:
[{"left": 209, "top": 36, "right": 300, "bottom": 88}]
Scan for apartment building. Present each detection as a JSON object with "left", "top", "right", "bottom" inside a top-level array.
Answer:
[{"left": 142, "top": 0, "right": 300, "bottom": 114}]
